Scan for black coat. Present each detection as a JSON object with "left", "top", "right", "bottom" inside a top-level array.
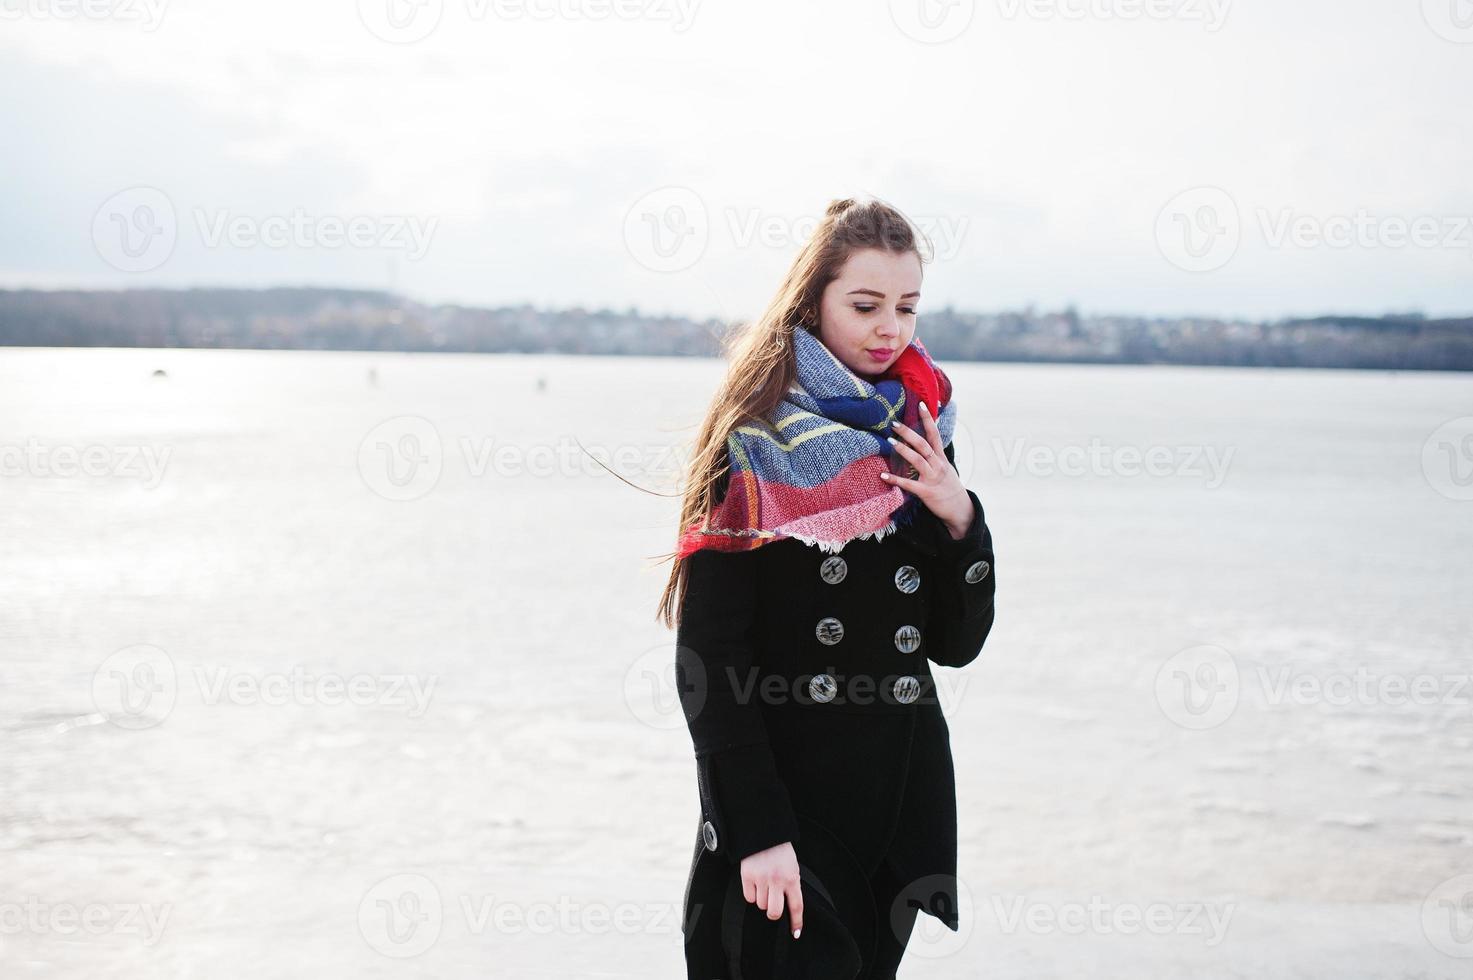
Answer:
[{"left": 676, "top": 440, "right": 997, "bottom": 967}]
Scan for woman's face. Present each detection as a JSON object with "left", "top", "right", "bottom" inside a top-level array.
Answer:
[{"left": 814, "top": 247, "right": 922, "bottom": 380}]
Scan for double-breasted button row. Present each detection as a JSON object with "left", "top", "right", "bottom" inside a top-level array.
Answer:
[
  {"left": 807, "top": 672, "right": 922, "bottom": 705},
  {"left": 818, "top": 557, "right": 922, "bottom": 594},
  {"left": 815, "top": 617, "right": 922, "bottom": 653}
]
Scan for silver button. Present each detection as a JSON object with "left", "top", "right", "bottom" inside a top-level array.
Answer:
[
  {"left": 809, "top": 673, "right": 838, "bottom": 703},
  {"left": 964, "top": 559, "right": 991, "bottom": 584},
  {"left": 702, "top": 820, "right": 719, "bottom": 851},
  {"left": 894, "top": 565, "right": 920, "bottom": 594},
  {"left": 894, "top": 625, "right": 921, "bottom": 654},
  {"left": 893, "top": 675, "right": 921, "bottom": 705},
  {"left": 819, "top": 555, "right": 848, "bottom": 584},
  {"left": 815, "top": 616, "right": 845, "bottom": 645}
]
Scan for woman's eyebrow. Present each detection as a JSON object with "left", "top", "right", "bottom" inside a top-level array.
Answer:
[{"left": 846, "top": 288, "right": 922, "bottom": 299}]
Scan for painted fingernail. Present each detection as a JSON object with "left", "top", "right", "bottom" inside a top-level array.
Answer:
[
  {"left": 793, "top": 928, "right": 801, "bottom": 939},
  {"left": 886, "top": 436, "right": 897, "bottom": 445},
  {"left": 920, "top": 401, "right": 930, "bottom": 415}
]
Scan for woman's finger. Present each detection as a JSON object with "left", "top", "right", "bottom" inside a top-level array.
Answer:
[
  {"left": 786, "top": 880, "right": 804, "bottom": 937},
  {"left": 767, "top": 881, "right": 786, "bottom": 921},
  {"left": 891, "top": 422, "right": 939, "bottom": 471},
  {"left": 918, "top": 401, "right": 946, "bottom": 455},
  {"left": 890, "top": 416, "right": 929, "bottom": 453},
  {"left": 886, "top": 436, "right": 935, "bottom": 480},
  {"left": 879, "top": 469, "right": 924, "bottom": 498}
]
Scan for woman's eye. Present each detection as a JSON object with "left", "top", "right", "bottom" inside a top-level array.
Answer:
[
  {"left": 854, "top": 305, "right": 876, "bottom": 313},
  {"left": 901, "top": 307, "right": 917, "bottom": 315}
]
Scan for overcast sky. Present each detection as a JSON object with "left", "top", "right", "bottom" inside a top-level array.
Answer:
[{"left": 2, "top": 0, "right": 1471, "bottom": 322}]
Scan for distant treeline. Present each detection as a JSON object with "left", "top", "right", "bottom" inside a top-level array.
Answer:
[{"left": 1, "top": 287, "right": 1470, "bottom": 371}]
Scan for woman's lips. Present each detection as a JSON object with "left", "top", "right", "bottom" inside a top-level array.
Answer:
[{"left": 866, "top": 348, "right": 895, "bottom": 363}]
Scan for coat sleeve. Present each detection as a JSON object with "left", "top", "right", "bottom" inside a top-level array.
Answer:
[
  {"left": 923, "top": 439, "right": 997, "bottom": 669},
  {"left": 674, "top": 469, "right": 802, "bottom": 864}
]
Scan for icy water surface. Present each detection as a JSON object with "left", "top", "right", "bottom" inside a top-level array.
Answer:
[{"left": 1, "top": 347, "right": 1470, "bottom": 978}]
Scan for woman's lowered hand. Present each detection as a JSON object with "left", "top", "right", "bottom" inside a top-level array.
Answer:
[{"left": 739, "top": 841, "right": 804, "bottom": 939}]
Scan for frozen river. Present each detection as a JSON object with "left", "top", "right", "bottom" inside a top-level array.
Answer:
[{"left": 1, "top": 347, "right": 1470, "bottom": 978}]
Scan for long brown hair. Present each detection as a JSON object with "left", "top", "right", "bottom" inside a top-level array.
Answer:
[{"left": 654, "top": 195, "right": 934, "bottom": 629}]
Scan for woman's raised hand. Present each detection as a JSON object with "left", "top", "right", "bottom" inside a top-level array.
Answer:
[
  {"left": 739, "top": 841, "right": 804, "bottom": 939},
  {"left": 881, "top": 400, "right": 972, "bottom": 539}
]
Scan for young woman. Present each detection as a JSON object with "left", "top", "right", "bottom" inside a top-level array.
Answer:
[{"left": 656, "top": 197, "right": 998, "bottom": 980}]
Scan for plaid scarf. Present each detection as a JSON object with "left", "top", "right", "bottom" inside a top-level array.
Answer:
[{"left": 678, "top": 327, "right": 957, "bottom": 556}]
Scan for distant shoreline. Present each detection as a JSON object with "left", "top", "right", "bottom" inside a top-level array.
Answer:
[{"left": 3, "top": 287, "right": 1469, "bottom": 372}]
